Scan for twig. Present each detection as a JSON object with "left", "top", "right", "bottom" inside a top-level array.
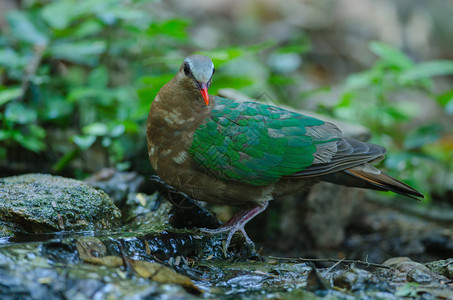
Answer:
[
  {"left": 18, "top": 45, "right": 46, "bottom": 102},
  {"left": 268, "top": 256, "right": 391, "bottom": 269},
  {"left": 117, "top": 241, "right": 134, "bottom": 272},
  {"left": 326, "top": 258, "right": 345, "bottom": 273}
]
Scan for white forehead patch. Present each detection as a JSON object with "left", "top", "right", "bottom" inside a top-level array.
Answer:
[{"left": 184, "top": 55, "right": 214, "bottom": 83}]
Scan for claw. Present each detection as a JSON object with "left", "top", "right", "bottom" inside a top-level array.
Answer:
[{"left": 200, "top": 202, "right": 269, "bottom": 251}]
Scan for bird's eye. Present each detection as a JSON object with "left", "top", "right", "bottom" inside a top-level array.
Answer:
[{"left": 183, "top": 63, "right": 191, "bottom": 76}]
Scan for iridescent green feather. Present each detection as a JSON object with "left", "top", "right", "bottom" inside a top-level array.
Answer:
[{"left": 188, "top": 97, "right": 337, "bottom": 186}]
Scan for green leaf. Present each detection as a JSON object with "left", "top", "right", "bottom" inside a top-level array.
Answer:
[
  {"left": 200, "top": 47, "right": 244, "bottom": 65},
  {"left": 109, "top": 124, "right": 125, "bottom": 138},
  {"left": 404, "top": 124, "right": 443, "bottom": 150},
  {"left": 268, "top": 52, "right": 302, "bottom": 73},
  {"left": 246, "top": 40, "right": 278, "bottom": 53},
  {"left": 269, "top": 74, "right": 296, "bottom": 85},
  {"left": 42, "top": 0, "right": 137, "bottom": 30},
  {"left": 73, "top": 135, "right": 96, "bottom": 150},
  {"left": 41, "top": 97, "right": 73, "bottom": 120},
  {"left": 0, "top": 88, "right": 21, "bottom": 105},
  {"left": 89, "top": 66, "right": 109, "bottom": 88},
  {"left": 137, "top": 74, "right": 174, "bottom": 108},
  {"left": 401, "top": 60, "right": 453, "bottom": 80},
  {"left": 12, "top": 124, "right": 46, "bottom": 152},
  {"left": 384, "top": 152, "right": 416, "bottom": 171},
  {"left": 336, "top": 91, "right": 355, "bottom": 108},
  {"left": 0, "top": 49, "right": 23, "bottom": 69},
  {"left": 117, "top": 120, "right": 140, "bottom": 134},
  {"left": 53, "top": 149, "right": 79, "bottom": 172},
  {"left": 345, "top": 69, "right": 379, "bottom": 89},
  {"left": 73, "top": 20, "right": 104, "bottom": 37},
  {"left": 41, "top": 0, "right": 78, "bottom": 29},
  {"left": 274, "top": 44, "right": 309, "bottom": 54},
  {"left": 436, "top": 90, "right": 453, "bottom": 115},
  {"left": 102, "top": 136, "right": 112, "bottom": 147},
  {"left": 5, "top": 102, "right": 37, "bottom": 124},
  {"left": 147, "top": 18, "right": 191, "bottom": 39},
  {"left": 97, "top": 7, "right": 147, "bottom": 24},
  {"left": 299, "top": 86, "right": 330, "bottom": 99},
  {"left": 67, "top": 87, "right": 105, "bottom": 103},
  {"left": 209, "top": 76, "right": 253, "bottom": 94},
  {"left": 6, "top": 11, "right": 48, "bottom": 45},
  {"left": 0, "top": 130, "right": 10, "bottom": 141},
  {"left": 50, "top": 41, "right": 106, "bottom": 65},
  {"left": 445, "top": 99, "right": 453, "bottom": 115},
  {"left": 82, "top": 123, "right": 108, "bottom": 136},
  {"left": 384, "top": 101, "right": 420, "bottom": 121},
  {"left": 437, "top": 90, "right": 453, "bottom": 107},
  {"left": 382, "top": 106, "right": 410, "bottom": 121},
  {"left": 369, "top": 41, "right": 413, "bottom": 69}
]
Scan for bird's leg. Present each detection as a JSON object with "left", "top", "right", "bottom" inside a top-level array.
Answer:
[
  {"left": 200, "top": 201, "right": 269, "bottom": 250},
  {"left": 149, "top": 175, "right": 221, "bottom": 228}
]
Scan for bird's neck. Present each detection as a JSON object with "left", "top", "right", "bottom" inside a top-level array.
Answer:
[{"left": 148, "top": 78, "right": 214, "bottom": 143}]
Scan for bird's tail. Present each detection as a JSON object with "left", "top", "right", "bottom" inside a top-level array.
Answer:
[{"left": 320, "top": 164, "right": 424, "bottom": 200}]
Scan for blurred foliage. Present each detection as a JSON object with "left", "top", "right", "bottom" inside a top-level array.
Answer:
[
  {"left": 333, "top": 42, "right": 453, "bottom": 201},
  {"left": 1, "top": 0, "right": 157, "bottom": 171},
  {"left": 0, "top": 1, "right": 451, "bottom": 201},
  {"left": 0, "top": 0, "right": 305, "bottom": 174}
]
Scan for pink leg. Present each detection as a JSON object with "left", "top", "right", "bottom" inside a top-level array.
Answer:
[{"left": 200, "top": 201, "right": 269, "bottom": 250}]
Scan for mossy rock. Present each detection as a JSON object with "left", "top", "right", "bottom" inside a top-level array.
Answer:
[{"left": 0, "top": 174, "right": 121, "bottom": 235}]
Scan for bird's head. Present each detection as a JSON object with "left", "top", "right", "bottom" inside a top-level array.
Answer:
[{"left": 179, "top": 55, "right": 215, "bottom": 106}]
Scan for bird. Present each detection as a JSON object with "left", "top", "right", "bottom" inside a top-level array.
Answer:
[{"left": 146, "top": 54, "right": 423, "bottom": 251}]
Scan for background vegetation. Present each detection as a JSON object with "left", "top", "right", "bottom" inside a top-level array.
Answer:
[{"left": 1, "top": 0, "right": 452, "bottom": 203}]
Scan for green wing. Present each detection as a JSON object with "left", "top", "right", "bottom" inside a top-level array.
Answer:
[{"left": 188, "top": 97, "right": 340, "bottom": 186}]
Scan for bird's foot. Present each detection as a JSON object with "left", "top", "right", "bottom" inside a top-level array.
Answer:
[
  {"left": 200, "top": 202, "right": 269, "bottom": 252},
  {"left": 200, "top": 224, "right": 254, "bottom": 250}
]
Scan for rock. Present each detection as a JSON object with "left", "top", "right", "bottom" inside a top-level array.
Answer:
[
  {"left": 426, "top": 258, "right": 453, "bottom": 280},
  {"left": 344, "top": 202, "right": 453, "bottom": 263},
  {"left": 383, "top": 257, "right": 448, "bottom": 283},
  {"left": 122, "top": 192, "right": 171, "bottom": 230},
  {"left": 271, "top": 184, "right": 361, "bottom": 253},
  {"left": 0, "top": 174, "right": 121, "bottom": 235},
  {"left": 305, "top": 183, "right": 362, "bottom": 248},
  {"left": 85, "top": 168, "right": 145, "bottom": 208},
  {"left": 332, "top": 268, "right": 375, "bottom": 290},
  {"left": 0, "top": 239, "right": 192, "bottom": 300}
]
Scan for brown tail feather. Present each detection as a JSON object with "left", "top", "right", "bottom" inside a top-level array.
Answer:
[{"left": 344, "top": 169, "right": 424, "bottom": 200}]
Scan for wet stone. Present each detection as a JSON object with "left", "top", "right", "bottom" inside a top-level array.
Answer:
[
  {"left": 122, "top": 192, "right": 171, "bottom": 230},
  {"left": 426, "top": 258, "right": 453, "bottom": 280},
  {"left": 0, "top": 240, "right": 197, "bottom": 300},
  {"left": 407, "top": 268, "right": 433, "bottom": 284},
  {"left": 332, "top": 268, "right": 375, "bottom": 291},
  {"left": 0, "top": 174, "right": 121, "bottom": 235},
  {"left": 2, "top": 172, "right": 453, "bottom": 298},
  {"left": 1, "top": 235, "right": 453, "bottom": 299},
  {"left": 85, "top": 168, "right": 145, "bottom": 208},
  {"left": 383, "top": 257, "right": 445, "bottom": 284}
]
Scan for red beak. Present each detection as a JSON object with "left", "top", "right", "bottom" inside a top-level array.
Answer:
[{"left": 198, "top": 82, "right": 210, "bottom": 106}]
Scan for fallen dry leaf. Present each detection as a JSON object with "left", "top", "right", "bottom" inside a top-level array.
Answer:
[
  {"left": 132, "top": 260, "right": 201, "bottom": 293},
  {"left": 76, "top": 236, "right": 107, "bottom": 261},
  {"left": 76, "top": 236, "right": 201, "bottom": 293},
  {"left": 82, "top": 255, "right": 124, "bottom": 267}
]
